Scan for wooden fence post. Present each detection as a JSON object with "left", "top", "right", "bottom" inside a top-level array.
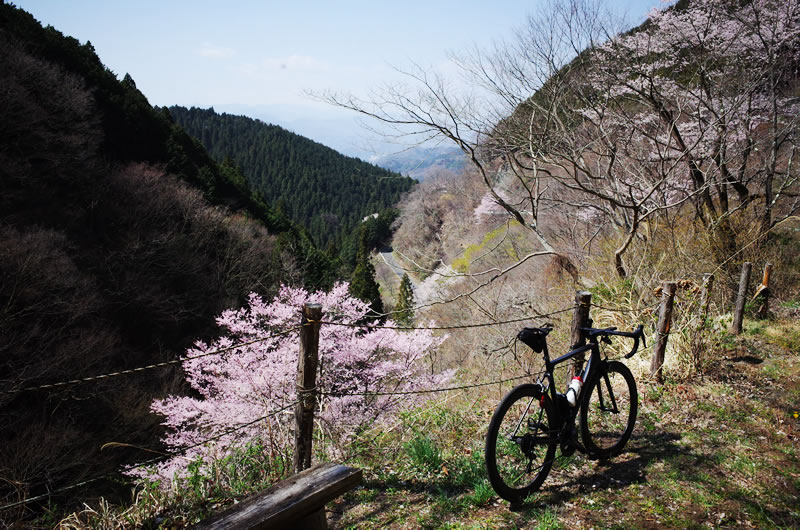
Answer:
[
  {"left": 295, "top": 303, "right": 323, "bottom": 473},
  {"left": 699, "top": 273, "right": 714, "bottom": 316},
  {"left": 755, "top": 262, "right": 773, "bottom": 320},
  {"left": 730, "top": 262, "right": 752, "bottom": 335},
  {"left": 570, "top": 291, "right": 593, "bottom": 348},
  {"left": 691, "top": 274, "right": 714, "bottom": 366},
  {"left": 651, "top": 281, "right": 677, "bottom": 383},
  {"left": 568, "top": 291, "right": 592, "bottom": 381}
]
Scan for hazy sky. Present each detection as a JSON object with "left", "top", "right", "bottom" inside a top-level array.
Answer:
[{"left": 14, "top": 0, "right": 661, "bottom": 156}]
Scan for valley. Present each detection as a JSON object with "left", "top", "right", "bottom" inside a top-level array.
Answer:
[{"left": 2, "top": 0, "right": 799, "bottom": 527}]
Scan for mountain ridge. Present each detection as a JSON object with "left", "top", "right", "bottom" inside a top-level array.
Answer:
[{"left": 168, "top": 105, "right": 416, "bottom": 249}]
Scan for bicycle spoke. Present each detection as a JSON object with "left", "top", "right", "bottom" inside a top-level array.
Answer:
[
  {"left": 510, "top": 397, "right": 536, "bottom": 439},
  {"left": 580, "top": 362, "right": 638, "bottom": 458},
  {"left": 486, "top": 385, "right": 558, "bottom": 502}
]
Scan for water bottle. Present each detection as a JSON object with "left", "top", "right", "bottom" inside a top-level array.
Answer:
[{"left": 566, "top": 376, "right": 583, "bottom": 407}]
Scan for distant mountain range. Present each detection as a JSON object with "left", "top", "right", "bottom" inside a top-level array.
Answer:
[{"left": 371, "top": 145, "right": 467, "bottom": 180}]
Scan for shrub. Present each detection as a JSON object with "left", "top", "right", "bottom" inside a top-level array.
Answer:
[{"left": 130, "top": 283, "right": 452, "bottom": 486}]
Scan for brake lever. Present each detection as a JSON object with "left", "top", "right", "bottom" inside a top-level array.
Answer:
[{"left": 624, "top": 325, "right": 645, "bottom": 359}]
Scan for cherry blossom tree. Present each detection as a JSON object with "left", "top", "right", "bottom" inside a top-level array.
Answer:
[
  {"left": 588, "top": 0, "right": 800, "bottom": 259},
  {"left": 461, "top": 0, "right": 800, "bottom": 276},
  {"left": 130, "top": 283, "right": 450, "bottom": 485},
  {"left": 323, "top": 0, "right": 799, "bottom": 279}
]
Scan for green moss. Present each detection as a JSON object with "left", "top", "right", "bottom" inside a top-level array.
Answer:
[{"left": 452, "top": 221, "right": 520, "bottom": 272}]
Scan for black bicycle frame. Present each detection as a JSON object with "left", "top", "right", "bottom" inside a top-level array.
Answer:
[{"left": 539, "top": 341, "right": 597, "bottom": 404}]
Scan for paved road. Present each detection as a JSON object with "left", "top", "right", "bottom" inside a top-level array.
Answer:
[{"left": 379, "top": 249, "right": 408, "bottom": 282}]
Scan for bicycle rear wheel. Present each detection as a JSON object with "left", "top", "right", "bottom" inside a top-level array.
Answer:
[
  {"left": 485, "top": 384, "right": 558, "bottom": 503},
  {"left": 579, "top": 360, "right": 638, "bottom": 459}
]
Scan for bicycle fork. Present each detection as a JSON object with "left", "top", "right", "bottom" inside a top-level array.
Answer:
[{"left": 595, "top": 371, "right": 620, "bottom": 413}]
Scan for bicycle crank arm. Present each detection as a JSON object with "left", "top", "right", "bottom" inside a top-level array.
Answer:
[
  {"left": 509, "top": 434, "right": 559, "bottom": 445},
  {"left": 560, "top": 436, "right": 588, "bottom": 456}
]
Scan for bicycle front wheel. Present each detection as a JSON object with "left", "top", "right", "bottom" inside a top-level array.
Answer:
[
  {"left": 485, "top": 384, "right": 558, "bottom": 503},
  {"left": 580, "top": 360, "right": 638, "bottom": 459}
]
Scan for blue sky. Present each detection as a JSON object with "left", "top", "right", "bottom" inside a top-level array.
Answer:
[{"left": 14, "top": 0, "right": 661, "bottom": 157}]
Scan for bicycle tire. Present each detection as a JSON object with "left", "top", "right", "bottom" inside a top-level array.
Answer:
[
  {"left": 579, "top": 360, "right": 638, "bottom": 459},
  {"left": 485, "top": 384, "right": 558, "bottom": 503}
]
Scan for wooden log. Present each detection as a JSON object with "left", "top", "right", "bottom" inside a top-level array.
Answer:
[
  {"left": 755, "top": 262, "right": 773, "bottom": 320},
  {"left": 194, "top": 463, "right": 362, "bottom": 530},
  {"left": 730, "top": 262, "right": 752, "bottom": 335},
  {"left": 295, "top": 303, "right": 323, "bottom": 473},
  {"left": 650, "top": 281, "right": 677, "bottom": 382}
]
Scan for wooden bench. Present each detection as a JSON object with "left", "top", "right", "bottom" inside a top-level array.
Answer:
[{"left": 193, "top": 463, "right": 362, "bottom": 530}]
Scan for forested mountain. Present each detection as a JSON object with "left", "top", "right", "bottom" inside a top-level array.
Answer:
[
  {"left": 0, "top": 3, "right": 331, "bottom": 518},
  {"left": 168, "top": 106, "right": 416, "bottom": 248},
  {"left": 372, "top": 145, "right": 467, "bottom": 180}
]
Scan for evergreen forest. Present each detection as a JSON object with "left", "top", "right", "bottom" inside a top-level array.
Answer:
[{"left": 168, "top": 106, "right": 416, "bottom": 249}]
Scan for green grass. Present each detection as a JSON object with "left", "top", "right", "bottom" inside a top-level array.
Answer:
[
  {"left": 727, "top": 454, "right": 759, "bottom": 474},
  {"left": 404, "top": 433, "right": 444, "bottom": 473},
  {"left": 461, "top": 479, "right": 493, "bottom": 507},
  {"left": 746, "top": 320, "right": 767, "bottom": 335},
  {"left": 775, "top": 326, "right": 800, "bottom": 351},
  {"left": 533, "top": 507, "right": 563, "bottom": 529},
  {"left": 58, "top": 315, "right": 800, "bottom": 529}
]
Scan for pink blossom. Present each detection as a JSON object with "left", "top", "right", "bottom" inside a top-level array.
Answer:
[{"left": 128, "top": 283, "right": 449, "bottom": 486}]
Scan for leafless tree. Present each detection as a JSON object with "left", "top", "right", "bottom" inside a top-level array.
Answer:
[{"left": 322, "top": 0, "right": 799, "bottom": 281}]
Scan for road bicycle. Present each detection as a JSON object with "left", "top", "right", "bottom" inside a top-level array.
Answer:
[{"left": 485, "top": 323, "right": 645, "bottom": 504}]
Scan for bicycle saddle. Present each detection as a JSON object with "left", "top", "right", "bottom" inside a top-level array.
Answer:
[{"left": 517, "top": 326, "right": 552, "bottom": 353}]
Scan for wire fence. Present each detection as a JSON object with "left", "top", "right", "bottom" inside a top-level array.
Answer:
[
  {"left": 315, "top": 306, "right": 574, "bottom": 331},
  {"left": 589, "top": 300, "right": 663, "bottom": 314},
  {"left": 0, "top": 326, "right": 304, "bottom": 397},
  {"left": 1, "top": 295, "right": 684, "bottom": 398},
  {"left": 0, "top": 271, "right": 766, "bottom": 516},
  {"left": 314, "top": 373, "right": 540, "bottom": 398},
  {"left": 1, "top": 303, "right": 593, "bottom": 398}
]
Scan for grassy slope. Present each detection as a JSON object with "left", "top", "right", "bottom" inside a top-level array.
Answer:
[{"left": 330, "top": 310, "right": 800, "bottom": 529}]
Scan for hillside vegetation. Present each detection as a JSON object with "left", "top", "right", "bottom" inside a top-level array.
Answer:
[
  {"left": 0, "top": 2, "right": 335, "bottom": 519},
  {"left": 169, "top": 106, "right": 416, "bottom": 249},
  {"left": 3, "top": 0, "right": 799, "bottom": 527}
]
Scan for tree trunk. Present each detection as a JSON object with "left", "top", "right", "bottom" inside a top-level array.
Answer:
[{"left": 709, "top": 216, "right": 738, "bottom": 273}]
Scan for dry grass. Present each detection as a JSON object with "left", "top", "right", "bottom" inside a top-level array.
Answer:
[{"left": 328, "top": 315, "right": 800, "bottom": 529}]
